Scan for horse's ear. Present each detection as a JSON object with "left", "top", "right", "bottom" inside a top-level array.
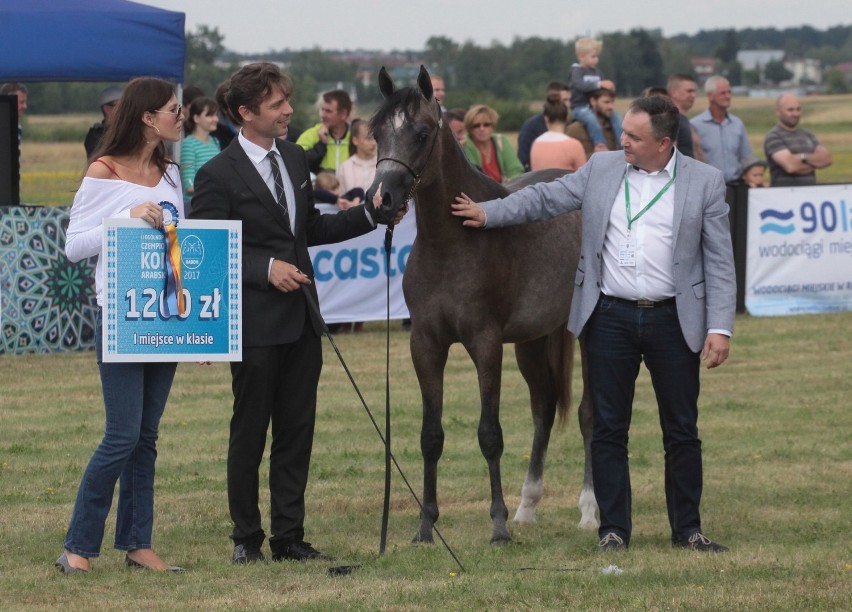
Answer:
[
  {"left": 378, "top": 67, "right": 395, "bottom": 99},
  {"left": 418, "top": 65, "right": 433, "bottom": 101}
]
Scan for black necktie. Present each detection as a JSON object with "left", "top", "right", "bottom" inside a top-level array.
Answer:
[{"left": 266, "top": 151, "right": 291, "bottom": 225}]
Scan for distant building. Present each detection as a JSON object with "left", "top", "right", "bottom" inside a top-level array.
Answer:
[
  {"left": 690, "top": 57, "right": 719, "bottom": 84},
  {"left": 736, "top": 50, "right": 822, "bottom": 87},
  {"left": 737, "top": 50, "right": 785, "bottom": 72},
  {"left": 784, "top": 57, "right": 822, "bottom": 85}
]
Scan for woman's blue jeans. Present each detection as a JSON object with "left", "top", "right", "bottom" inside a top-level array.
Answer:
[{"left": 63, "top": 312, "right": 177, "bottom": 557}]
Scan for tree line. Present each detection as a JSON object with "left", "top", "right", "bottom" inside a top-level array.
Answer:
[{"left": 21, "top": 24, "right": 852, "bottom": 133}]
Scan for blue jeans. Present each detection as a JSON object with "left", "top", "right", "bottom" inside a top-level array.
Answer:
[
  {"left": 573, "top": 104, "right": 622, "bottom": 148},
  {"left": 63, "top": 311, "right": 177, "bottom": 557},
  {"left": 585, "top": 296, "right": 702, "bottom": 544}
]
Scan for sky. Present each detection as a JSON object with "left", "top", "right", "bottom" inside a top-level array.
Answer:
[{"left": 143, "top": 0, "right": 851, "bottom": 54}]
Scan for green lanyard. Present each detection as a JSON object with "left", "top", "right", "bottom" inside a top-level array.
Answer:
[{"left": 624, "top": 163, "right": 677, "bottom": 235}]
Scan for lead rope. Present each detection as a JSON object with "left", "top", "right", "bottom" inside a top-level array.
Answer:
[
  {"left": 299, "top": 263, "right": 465, "bottom": 573},
  {"left": 379, "top": 226, "right": 393, "bottom": 555}
]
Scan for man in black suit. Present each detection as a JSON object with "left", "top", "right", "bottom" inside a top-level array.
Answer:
[{"left": 190, "top": 63, "right": 381, "bottom": 564}]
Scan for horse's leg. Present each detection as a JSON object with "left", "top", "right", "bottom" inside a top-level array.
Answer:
[
  {"left": 467, "top": 336, "right": 510, "bottom": 544},
  {"left": 577, "top": 337, "right": 599, "bottom": 529},
  {"left": 512, "top": 334, "right": 560, "bottom": 525},
  {"left": 410, "top": 332, "right": 450, "bottom": 544}
]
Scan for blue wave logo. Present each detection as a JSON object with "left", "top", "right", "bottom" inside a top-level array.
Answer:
[{"left": 759, "top": 209, "right": 795, "bottom": 234}]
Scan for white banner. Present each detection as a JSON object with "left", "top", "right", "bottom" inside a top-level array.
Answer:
[
  {"left": 746, "top": 184, "right": 852, "bottom": 316},
  {"left": 308, "top": 203, "right": 414, "bottom": 323}
]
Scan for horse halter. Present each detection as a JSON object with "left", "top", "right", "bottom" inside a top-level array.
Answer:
[{"left": 376, "top": 99, "right": 443, "bottom": 200}]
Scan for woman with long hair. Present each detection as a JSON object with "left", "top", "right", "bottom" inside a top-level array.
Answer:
[{"left": 58, "top": 77, "right": 186, "bottom": 574}]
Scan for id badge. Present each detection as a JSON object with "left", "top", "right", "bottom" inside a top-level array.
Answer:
[{"left": 618, "top": 237, "right": 637, "bottom": 267}]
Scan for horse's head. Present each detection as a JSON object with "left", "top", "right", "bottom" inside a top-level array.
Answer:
[{"left": 366, "top": 65, "right": 443, "bottom": 225}]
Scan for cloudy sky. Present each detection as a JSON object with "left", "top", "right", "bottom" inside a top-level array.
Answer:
[{"left": 144, "top": 0, "right": 850, "bottom": 54}]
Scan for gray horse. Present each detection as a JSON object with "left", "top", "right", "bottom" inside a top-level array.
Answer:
[{"left": 367, "top": 66, "right": 598, "bottom": 544}]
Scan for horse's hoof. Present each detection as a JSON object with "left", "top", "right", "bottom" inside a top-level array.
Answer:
[
  {"left": 490, "top": 535, "right": 511, "bottom": 546},
  {"left": 512, "top": 507, "right": 538, "bottom": 524},
  {"left": 577, "top": 517, "right": 600, "bottom": 530},
  {"left": 412, "top": 532, "right": 434, "bottom": 544}
]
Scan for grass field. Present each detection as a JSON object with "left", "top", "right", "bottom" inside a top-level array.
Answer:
[
  {"left": 4, "top": 94, "right": 851, "bottom": 608},
  {"left": 1, "top": 313, "right": 851, "bottom": 609},
  {"left": 17, "top": 94, "right": 852, "bottom": 205}
]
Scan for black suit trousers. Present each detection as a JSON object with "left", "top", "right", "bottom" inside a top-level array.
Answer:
[{"left": 227, "top": 310, "right": 323, "bottom": 550}]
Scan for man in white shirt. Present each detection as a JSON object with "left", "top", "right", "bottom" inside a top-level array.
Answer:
[{"left": 452, "top": 95, "right": 736, "bottom": 553}]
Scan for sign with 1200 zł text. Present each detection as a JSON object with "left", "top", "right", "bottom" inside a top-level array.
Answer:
[{"left": 102, "top": 219, "right": 241, "bottom": 362}]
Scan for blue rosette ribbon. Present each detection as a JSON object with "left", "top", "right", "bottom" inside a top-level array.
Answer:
[{"left": 157, "top": 201, "right": 185, "bottom": 316}]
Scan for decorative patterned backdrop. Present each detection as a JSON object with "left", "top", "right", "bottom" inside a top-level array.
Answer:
[{"left": 0, "top": 206, "right": 98, "bottom": 355}]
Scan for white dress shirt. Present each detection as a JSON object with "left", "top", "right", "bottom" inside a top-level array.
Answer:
[
  {"left": 601, "top": 152, "right": 678, "bottom": 301},
  {"left": 238, "top": 131, "right": 297, "bottom": 235}
]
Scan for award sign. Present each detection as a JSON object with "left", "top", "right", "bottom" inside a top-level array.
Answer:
[{"left": 102, "top": 218, "right": 242, "bottom": 362}]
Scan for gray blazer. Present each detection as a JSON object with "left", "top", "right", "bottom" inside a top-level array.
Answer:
[{"left": 481, "top": 150, "right": 736, "bottom": 353}]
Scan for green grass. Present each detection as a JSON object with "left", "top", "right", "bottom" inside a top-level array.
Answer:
[
  {"left": 1, "top": 313, "right": 851, "bottom": 609},
  {"left": 5, "top": 95, "right": 852, "bottom": 608}
]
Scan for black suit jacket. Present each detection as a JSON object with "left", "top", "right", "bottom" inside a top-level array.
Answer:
[{"left": 189, "top": 137, "right": 374, "bottom": 347}]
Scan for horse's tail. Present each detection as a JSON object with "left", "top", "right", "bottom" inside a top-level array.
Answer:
[{"left": 549, "top": 327, "right": 575, "bottom": 430}]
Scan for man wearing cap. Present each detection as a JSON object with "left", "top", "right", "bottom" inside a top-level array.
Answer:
[
  {"left": 84, "top": 86, "right": 122, "bottom": 160},
  {"left": 739, "top": 157, "right": 767, "bottom": 188},
  {"left": 763, "top": 93, "right": 832, "bottom": 187}
]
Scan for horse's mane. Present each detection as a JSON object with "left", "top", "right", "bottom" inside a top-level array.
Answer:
[{"left": 369, "top": 87, "right": 426, "bottom": 135}]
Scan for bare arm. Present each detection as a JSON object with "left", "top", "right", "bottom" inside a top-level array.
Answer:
[
  {"left": 770, "top": 149, "right": 815, "bottom": 175},
  {"left": 807, "top": 144, "right": 832, "bottom": 169}
]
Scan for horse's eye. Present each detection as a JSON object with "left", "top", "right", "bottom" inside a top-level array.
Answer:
[{"left": 415, "top": 128, "right": 430, "bottom": 143}]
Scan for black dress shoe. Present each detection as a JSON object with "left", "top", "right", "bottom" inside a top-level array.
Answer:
[
  {"left": 674, "top": 532, "right": 729, "bottom": 552},
  {"left": 272, "top": 541, "right": 335, "bottom": 562},
  {"left": 232, "top": 543, "right": 265, "bottom": 565},
  {"left": 125, "top": 555, "right": 186, "bottom": 573},
  {"left": 598, "top": 532, "right": 628, "bottom": 551}
]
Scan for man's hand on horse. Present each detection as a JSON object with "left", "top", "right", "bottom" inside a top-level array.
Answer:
[{"left": 451, "top": 192, "right": 486, "bottom": 228}]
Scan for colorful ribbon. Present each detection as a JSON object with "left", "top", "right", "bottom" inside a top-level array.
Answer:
[{"left": 158, "top": 201, "right": 185, "bottom": 316}]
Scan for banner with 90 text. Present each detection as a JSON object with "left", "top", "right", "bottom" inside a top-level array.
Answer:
[
  {"left": 103, "top": 219, "right": 242, "bottom": 362},
  {"left": 746, "top": 184, "right": 852, "bottom": 316}
]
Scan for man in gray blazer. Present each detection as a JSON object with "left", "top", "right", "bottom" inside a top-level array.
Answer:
[{"left": 453, "top": 96, "right": 735, "bottom": 552}]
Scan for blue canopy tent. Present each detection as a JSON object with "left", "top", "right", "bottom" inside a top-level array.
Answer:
[
  {"left": 0, "top": 1, "right": 186, "bottom": 355},
  {"left": 0, "top": 0, "right": 185, "bottom": 82}
]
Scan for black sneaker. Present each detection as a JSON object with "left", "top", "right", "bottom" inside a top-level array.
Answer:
[
  {"left": 232, "top": 543, "right": 265, "bottom": 564},
  {"left": 272, "top": 541, "right": 335, "bottom": 562},
  {"left": 675, "top": 532, "right": 729, "bottom": 552},
  {"left": 598, "top": 532, "right": 628, "bottom": 551}
]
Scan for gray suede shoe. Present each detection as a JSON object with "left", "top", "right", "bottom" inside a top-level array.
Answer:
[{"left": 55, "top": 552, "right": 89, "bottom": 575}]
